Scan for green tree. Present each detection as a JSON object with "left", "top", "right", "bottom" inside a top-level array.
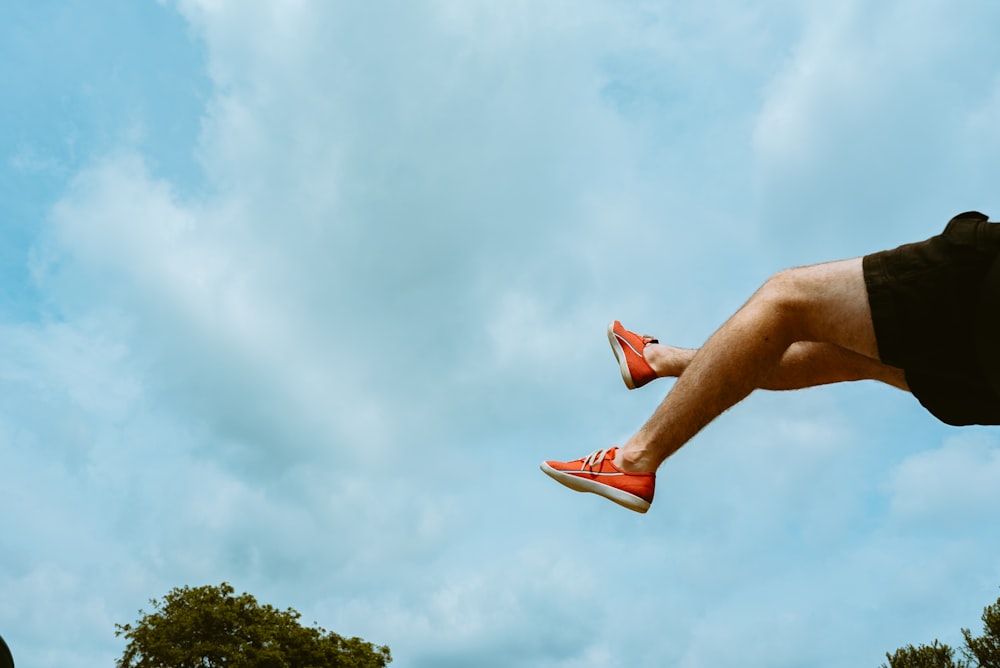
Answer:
[
  {"left": 883, "top": 594, "right": 1000, "bottom": 668},
  {"left": 115, "top": 583, "right": 391, "bottom": 668},
  {"left": 961, "top": 597, "right": 1000, "bottom": 668},
  {"left": 882, "top": 640, "right": 968, "bottom": 668}
]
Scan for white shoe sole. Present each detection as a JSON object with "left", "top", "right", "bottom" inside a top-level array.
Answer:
[
  {"left": 540, "top": 462, "right": 650, "bottom": 513},
  {"left": 607, "top": 322, "right": 638, "bottom": 390}
]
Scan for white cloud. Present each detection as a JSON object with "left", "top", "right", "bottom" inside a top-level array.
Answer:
[
  {"left": 32, "top": 151, "right": 398, "bottom": 470},
  {"left": 753, "top": 3, "right": 860, "bottom": 167},
  {"left": 887, "top": 430, "right": 1000, "bottom": 524},
  {"left": 751, "top": 0, "right": 1000, "bottom": 256},
  {"left": 6, "top": 1, "right": 1000, "bottom": 667}
]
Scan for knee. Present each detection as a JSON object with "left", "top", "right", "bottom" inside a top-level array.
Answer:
[
  {"left": 757, "top": 268, "right": 808, "bottom": 306},
  {"left": 753, "top": 268, "right": 812, "bottom": 331}
]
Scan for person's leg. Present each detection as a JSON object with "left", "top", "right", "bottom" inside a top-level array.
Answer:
[
  {"left": 644, "top": 340, "right": 908, "bottom": 391},
  {"left": 617, "top": 257, "right": 885, "bottom": 472}
]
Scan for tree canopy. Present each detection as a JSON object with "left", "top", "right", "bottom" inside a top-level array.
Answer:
[
  {"left": 883, "top": 593, "right": 1000, "bottom": 668},
  {"left": 115, "top": 583, "right": 391, "bottom": 668}
]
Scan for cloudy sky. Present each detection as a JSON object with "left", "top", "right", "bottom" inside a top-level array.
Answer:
[{"left": 3, "top": 1, "right": 1000, "bottom": 666}]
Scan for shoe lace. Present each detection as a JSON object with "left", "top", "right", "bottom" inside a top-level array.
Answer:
[{"left": 582, "top": 448, "right": 613, "bottom": 469}]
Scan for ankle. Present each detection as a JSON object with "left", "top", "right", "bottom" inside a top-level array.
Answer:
[
  {"left": 614, "top": 447, "right": 655, "bottom": 473},
  {"left": 643, "top": 343, "right": 690, "bottom": 378},
  {"left": 641, "top": 344, "right": 664, "bottom": 376}
]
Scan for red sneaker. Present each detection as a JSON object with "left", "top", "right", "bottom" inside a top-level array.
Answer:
[
  {"left": 540, "top": 447, "right": 654, "bottom": 513},
  {"left": 608, "top": 320, "right": 658, "bottom": 389}
]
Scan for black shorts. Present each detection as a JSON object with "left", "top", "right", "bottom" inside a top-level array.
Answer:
[{"left": 863, "top": 211, "right": 1000, "bottom": 426}]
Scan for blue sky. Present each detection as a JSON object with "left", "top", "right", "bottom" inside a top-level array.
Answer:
[{"left": 3, "top": 1, "right": 1000, "bottom": 666}]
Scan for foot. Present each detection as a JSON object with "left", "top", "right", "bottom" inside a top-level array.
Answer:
[
  {"left": 608, "top": 320, "right": 658, "bottom": 389},
  {"left": 540, "top": 447, "right": 655, "bottom": 513}
]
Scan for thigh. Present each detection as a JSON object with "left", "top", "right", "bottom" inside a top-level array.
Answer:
[{"left": 780, "top": 257, "right": 881, "bottom": 361}]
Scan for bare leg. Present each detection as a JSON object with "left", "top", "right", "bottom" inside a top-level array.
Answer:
[
  {"left": 617, "top": 257, "right": 895, "bottom": 472},
  {"left": 645, "top": 341, "right": 908, "bottom": 391}
]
